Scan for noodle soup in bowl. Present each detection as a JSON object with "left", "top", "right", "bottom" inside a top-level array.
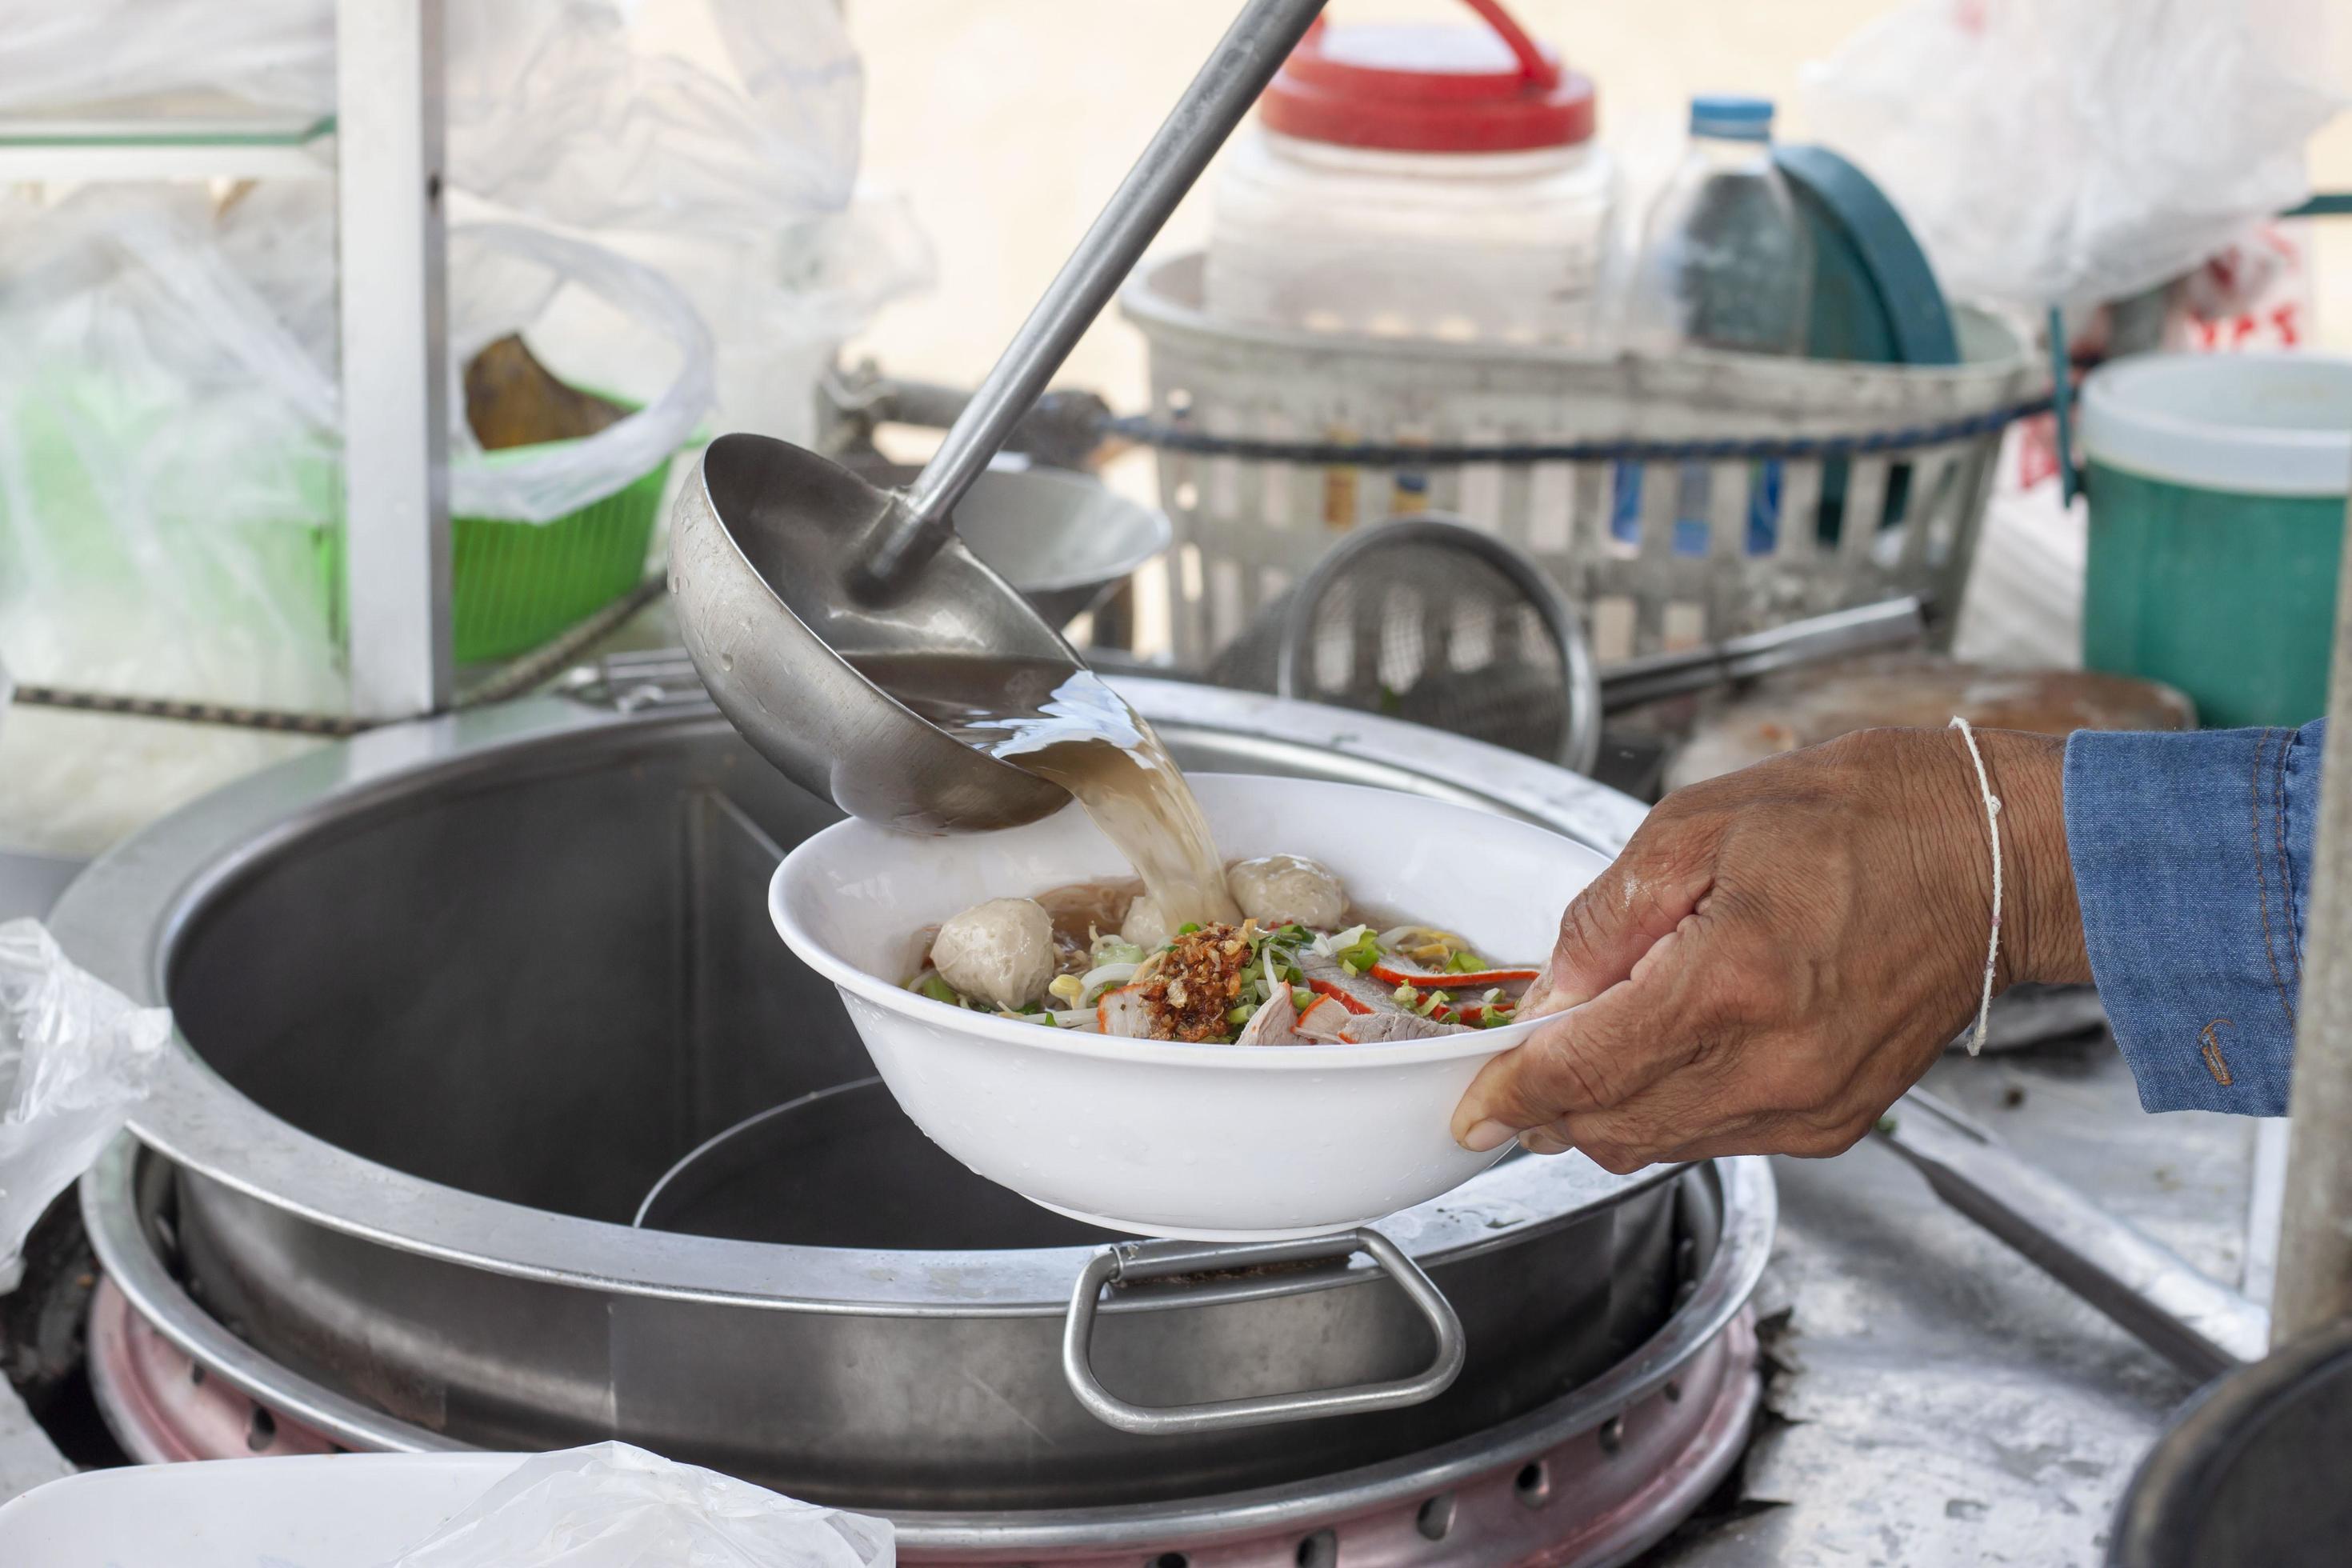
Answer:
[{"left": 771, "top": 774, "right": 1607, "bottom": 1241}]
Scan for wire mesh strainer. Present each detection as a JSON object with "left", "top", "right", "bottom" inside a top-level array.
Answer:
[{"left": 1210, "top": 517, "right": 1602, "bottom": 774}]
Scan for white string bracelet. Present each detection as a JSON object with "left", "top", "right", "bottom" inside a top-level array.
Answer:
[{"left": 1949, "top": 715, "right": 2002, "bottom": 1056}]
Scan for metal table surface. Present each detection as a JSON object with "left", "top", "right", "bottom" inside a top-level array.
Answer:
[{"left": 1648, "top": 1031, "right": 2265, "bottom": 1567}]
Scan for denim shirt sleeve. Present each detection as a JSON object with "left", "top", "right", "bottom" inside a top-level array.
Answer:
[{"left": 2064, "top": 721, "right": 2324, "bottom": 1116}]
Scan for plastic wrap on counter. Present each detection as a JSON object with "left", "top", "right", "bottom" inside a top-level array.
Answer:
[
  {"left": 383, "top": 1443, "right": 893, "bottom": 1568},
  {"left": 0, "top": 919, "right": 169, "bottom": 1293}
]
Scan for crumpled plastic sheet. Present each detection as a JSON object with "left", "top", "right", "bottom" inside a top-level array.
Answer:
[
  {"left": 0, "top": 919, "right": 169, "bottom": 1293},
  {"left": 1799, "top": 0, "right": 2348, "bottom": 309},
  {"left": 381, "top": 1444, "right": 894, "bottom": 1568},
  {"left": 0, "top": 0, "right": 866, "bottom": 243}
]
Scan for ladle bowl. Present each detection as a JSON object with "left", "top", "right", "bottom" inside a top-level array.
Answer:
[
  {"left": 668, "top": 0, "right": 1327, "bottom": 831},
  {"left": 670, "top": 433, "right": 1078, "bottom": 833}
]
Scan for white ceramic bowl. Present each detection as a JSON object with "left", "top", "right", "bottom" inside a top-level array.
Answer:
[{"left": 772, "top": 774, "right": 1607, "bottom": 1241}]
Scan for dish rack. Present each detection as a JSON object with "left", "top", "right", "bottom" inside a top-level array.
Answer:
[{"left": 1118, "top": 254, "right": 2042, "bottom": 670}]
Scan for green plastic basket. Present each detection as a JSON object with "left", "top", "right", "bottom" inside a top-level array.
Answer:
[
  {"left": 315, "top": 410, "right": 678, "bottom": 665},
  {"left": 449, "top": 460, "right": 669, "bottom": 662}
]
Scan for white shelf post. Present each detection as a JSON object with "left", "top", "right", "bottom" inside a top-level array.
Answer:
[{"left": 336, "top": 0, "right": 452, "bottom": 720}]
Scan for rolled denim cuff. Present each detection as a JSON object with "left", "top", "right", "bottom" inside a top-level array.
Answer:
[{"left": 2063, "top": 723, "right": 2322, "bottom": 1117}]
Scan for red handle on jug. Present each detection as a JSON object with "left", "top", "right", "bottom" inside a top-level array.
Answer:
[
  {"left": 1460, "top": 0, "right": 1559, "bottom": 87},
  {"left": 1294, "top": 0, "right": 1560, "bottom": 89}
]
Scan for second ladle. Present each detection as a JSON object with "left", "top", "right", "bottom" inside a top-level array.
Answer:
[{"left": 670, "top": 0, "right": 1327, "bottom": 832}]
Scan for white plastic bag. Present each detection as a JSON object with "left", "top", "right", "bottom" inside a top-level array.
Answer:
[
  {"left": 0, "top": 920, "right": 169, "bottom": 1293},
  {"left": 0, "top": 186, "right": 349, "bottom": 710},
  {"left": 443, "top": 0, "right": 862, "bottom": 242},
  {"left": 0, "top": 2, "right": 334, "bottom": 117},
  {"left": 0, "top": 0, "right": 864, "bottom": 237},
  {"left": 382, "top": 1443, "right": 893, "bottom": 1568},
  {"left": 443, "top": 223, "right": 716, "bottom": 525},
  {"left": 1799, "top": 0, "right": 2347, "bottom": 309}
]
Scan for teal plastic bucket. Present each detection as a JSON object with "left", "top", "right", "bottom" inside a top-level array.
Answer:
[{"left": 2080, "top": 354, "right": 2352, "bottom": 730}]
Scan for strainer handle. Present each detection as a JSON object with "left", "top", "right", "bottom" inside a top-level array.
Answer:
[
  {"left": 1061, "top": 1226, "right": 1466, "bottom": 1435},
  {"left": 1274, "top": 516, "right": 1606, "bottom": 777}
]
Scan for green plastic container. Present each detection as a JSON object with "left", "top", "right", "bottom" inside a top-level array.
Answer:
[
  {"left": 314, "top": 435, "right": 673, "bottom": 665},
  {"left": 2080, "top": 354, "right": 2352, "bottom": 730}
]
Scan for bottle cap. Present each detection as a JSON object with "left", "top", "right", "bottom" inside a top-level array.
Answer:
[{"left": 1690, "top": 94, "right": 1774, "bottom": 142}]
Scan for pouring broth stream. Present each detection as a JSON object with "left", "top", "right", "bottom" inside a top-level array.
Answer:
[{"left": 850, "top": 654, "right": 1241, "bottom": 930}]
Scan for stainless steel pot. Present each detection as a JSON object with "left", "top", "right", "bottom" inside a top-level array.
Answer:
[{"left": 59, "top": 684, "right": 1764, "bottom": 1526}]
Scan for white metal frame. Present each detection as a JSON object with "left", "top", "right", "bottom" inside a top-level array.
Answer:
[{"left": 335, "top": 0, "right": 451, "bottom": 718}]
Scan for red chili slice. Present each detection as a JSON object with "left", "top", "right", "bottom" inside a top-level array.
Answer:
[
  {"left": 1303, "top": 977, "right": 1375, "bottom": 1015},
  {"left": 1368, "top": 960, "right": 1540, "bottom": 989}
]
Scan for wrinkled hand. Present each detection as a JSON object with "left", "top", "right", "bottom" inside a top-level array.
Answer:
[{"left": 1451, "top": 727, "right": 2088, "bottom": 1171}]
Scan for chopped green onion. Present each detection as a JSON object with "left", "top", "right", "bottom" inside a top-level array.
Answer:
[
  {"left": 1293, "top": 986, "right": 1314, "bottom": 1010},
  {"left": 1178, "top": 922, "right": 1202, "bottom": 935},
  {"left": 918, "top": 975, "right": 960, "bottom": 1006},
  {"left": 1226, "top": 1003, "right": 1255, "bottom": 1026},
  {"left": 1393, "top": 982, "right": 1419, "bottom": 1005},
  {"left": 1448, "top": 950, "right": 1489, "bottom": 974},
  {"left": 1091, "top": 938, "right": 1148, "bottom": 968}
]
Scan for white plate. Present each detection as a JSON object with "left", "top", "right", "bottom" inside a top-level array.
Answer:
[
  {"left": 0, "top": 1452, "right": 523, "bottom": 1565},
  {"left": 773, "top": 774, "right": 1606, "bottom": 1240}
]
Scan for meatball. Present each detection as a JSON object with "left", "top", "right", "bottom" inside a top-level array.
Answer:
[
  {"left": 1228, "top": 854, "right": 1346, "bottom": 930},
  {"left": 1120, "top": 892, "right": 1174, "bottom": 950},
  {"left": 930, "top": 898, "right": 1055, "bottom": 1012}
]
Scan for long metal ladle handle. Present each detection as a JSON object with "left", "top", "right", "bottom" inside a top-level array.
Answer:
[
  {"left": 1062, "top": 1227, "right": 1466, "bottom": 1435},
  {"left": 862, "top": 0, "right": 1328, "bottom": 589},
  {"left": 1876, "top": 1088, "right": 2270, "bottom": 1381}
]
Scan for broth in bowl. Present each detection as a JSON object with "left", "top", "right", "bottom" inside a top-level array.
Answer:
[{"left": 850, "top": 654, "right": 1550, "bottom": 1045}]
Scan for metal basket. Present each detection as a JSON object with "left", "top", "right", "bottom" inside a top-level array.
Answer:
[{"left": 1118, "top": 253, "right": 2039, "bottom": 670}]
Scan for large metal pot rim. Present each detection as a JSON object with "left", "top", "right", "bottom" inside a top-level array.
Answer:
[{"left": 53, "top": 686, "right": 1650, "bottom": 1316}]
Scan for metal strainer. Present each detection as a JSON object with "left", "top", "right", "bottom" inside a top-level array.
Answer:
[{"left": 1210, "top": 517, "right": 1603, "bottom": 774}]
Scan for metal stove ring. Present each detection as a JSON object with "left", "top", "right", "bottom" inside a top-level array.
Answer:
[{"left": 85, "top": 1142, "right": 1770, "bottom": 1558}]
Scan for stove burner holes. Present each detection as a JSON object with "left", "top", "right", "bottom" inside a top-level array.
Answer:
[
  {"left": 1599, "top": 1414, "right": 1626, "bottom": 1455},
  {"left": 1514, "top": 1459, "right": 1552, "bottom": 1508},
  {"left": 1294, "top": 1529, "right": 1337, "bottom": 1568},
  {"left": 1149, "top": 1554, "right": 1189, "bottom": 1568},
  {"left": 246, "top": 1408, "right": 276, "bottom": 1453},
  {"left": 1415, "top": 1493, "right": 1456, "bottom": 1541}
]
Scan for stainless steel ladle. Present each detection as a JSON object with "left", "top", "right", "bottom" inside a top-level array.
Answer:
[{"left": 670, "top": 0, "right": 1326, "bottom": 833}]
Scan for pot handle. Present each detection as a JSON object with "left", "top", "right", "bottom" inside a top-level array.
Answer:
[{"left": 1060, "top": 1226, "right": 1466, "bottom": 1435}]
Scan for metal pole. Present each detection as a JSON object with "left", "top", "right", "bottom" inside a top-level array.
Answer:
[
  {"left": 860, "top": 0, "right": 1326, "bottom": 589},
  {"left": 2270, "top": 485, "right": 2352, "bottom": 1345},
  {"left": 338, "top": 0, "right": 452, "bottom": 720}
]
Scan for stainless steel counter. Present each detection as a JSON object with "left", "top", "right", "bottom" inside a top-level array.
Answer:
[{"left": 1654, "top": 1034, "right": 2260, "bottom": 1566}]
